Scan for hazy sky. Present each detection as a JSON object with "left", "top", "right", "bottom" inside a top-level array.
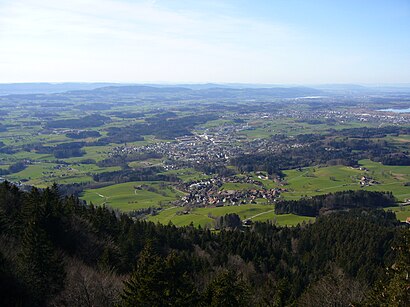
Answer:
[{"left": 0, "top": 0, "right": 409, "bottom": 84}]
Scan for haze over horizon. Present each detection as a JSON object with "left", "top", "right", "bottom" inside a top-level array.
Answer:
[{"left": 0, "top": 0, "right": 409, "bottom": 84}]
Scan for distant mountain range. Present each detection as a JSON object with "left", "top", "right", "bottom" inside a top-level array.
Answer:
[
  {"left": 0, "top": 82, "right": 409, "bottom": 97},
  {"left": 0, "top": 83, "right": 119, "bottom": 95}
]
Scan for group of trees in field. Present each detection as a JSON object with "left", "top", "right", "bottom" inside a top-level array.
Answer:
[
  {"left": 46, "top": 114, "right": 110, "bottom": 129},
  {"left": 109, "top": 111, "right": 145, "bottom": 119},
  {"left": 99, "top": 127, "right": 145, "bottom": 144},
  {"left": 65, "top": 130, "right": 101, "bottom": 139},
  {"left": 375, "top": 153, "right": 410, "bottom": 166},
  {"left": 274, "top": 190, "right": 396, "bottom": 216},
  {"left": 0, "top": 141, "right": 14, "bottom": 154},
  {"left": 0, "top": 161, "right": 27, "bottom": 176},
  {"left": 0, "top": 181, "right": 408, "bottom": 306},
  {"left": 77, "top": 112, "right": 219, "bottom": 145},
  {"left": 130, "top": 113, "right": 218, "bottom": 139},
  {"left": 231, "top": 144, "right": 358, "bottom": 175},
  {"left": 0, "top": 123, "right": 7, "bottom": 132},
  {"left": 214, "top": 213, "right": 242, "bottom": 230},
  {"left": 92, "top": 166, "right": 179, "bottom": 183},
  {"left": 24, "top": 142, "right": 85, "bottom": 159},
  {"left": 334, "top": 126, "right": 410, "bottom": 138},
  {"left": 231, "top": 127, "right": 410, "bottom": 175}
]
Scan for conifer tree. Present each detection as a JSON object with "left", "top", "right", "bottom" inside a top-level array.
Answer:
[
  {"left": 203, "top": 269, "right": 250, "bottom": 307},
  {"left": 18, "top": 219, "right": 65, "bottom": 305},
  {"left": 121, "top": 243, "right": 198, "bottom": 306},
  {"left": 366, "top": 229, "right": 410, "bottom": 306}
]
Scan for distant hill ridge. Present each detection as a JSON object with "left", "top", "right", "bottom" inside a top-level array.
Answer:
[
  {"left": 0, "top": 82, "right": 119, "bottom": 95},
  {"left": 0, "top": 83, "right": 324, "bottom": 99},
  {"left": 70, "top": 84, "right": 324, "bottom": 99},
  {"left": 1, "top": 82, "right": 410, "bottom": 97}
]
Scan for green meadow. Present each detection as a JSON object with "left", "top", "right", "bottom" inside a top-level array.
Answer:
[
  {"left": 279, "top": 160, "right": 410, "bottom": 201},
  {"left": 149, "top": 159, "right": 409, "bottom": 227},
  {"left": 6, "top": 162, "right": 119, "bottom": 187},
  {"left": 148, "top": 204, "right": 314, "bottom": 228},
  {"left": 80, "top": 181, "right": 184, "bottom": 211},
  {"left": 385, "top": 205, "right": 410, "bottom": 222}
]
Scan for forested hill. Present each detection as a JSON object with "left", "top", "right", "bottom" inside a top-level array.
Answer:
[{"left": 0, "top": 181, "right": 409, "bottom": 306}]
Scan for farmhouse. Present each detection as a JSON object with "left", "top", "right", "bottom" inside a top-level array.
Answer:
[{"left": 359, "top": 176, "right": 379, "bottom": 187}]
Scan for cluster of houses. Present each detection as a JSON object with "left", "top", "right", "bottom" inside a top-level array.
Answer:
[
  {"left": 174, "top": 176, "right": 284, "bottom": 208},
  {"left": 359, "top": 176, "right": 379, "bottom": 187},
  {"left": 110, "top": 125, "right": 296, "bottom": 171},
  {"left": 284, "top": 104, "right": 410, "bottom": 125}
]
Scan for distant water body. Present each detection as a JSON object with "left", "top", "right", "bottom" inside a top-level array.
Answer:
[{"left": 378, "top": 108, "right": 410, "bottom": 113}]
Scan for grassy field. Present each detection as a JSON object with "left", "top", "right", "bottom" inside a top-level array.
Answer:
[
  {"left": 150, "top": 159, "right": 409, "bottom": 227},
  {"left": 278, "top": 160, "right": 410, "bottom": 201},
  {"left": 385, "top": 205, "right": 410, "bottom": 221},
  {"left": 148, "top": 204, "right": 314, "bottom": 227},
  {"left": 5, "top": 162, "right": 120, "bottom": 187},
  {"left": 80, "top": 181, "right": 184, "bottom": 211},
  {"left": 282, "top": 165, "right": 363, "bottom": 199}
]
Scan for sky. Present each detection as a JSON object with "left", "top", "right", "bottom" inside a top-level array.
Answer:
[{"left": 0, "top": 0, "right": 409, "bottom": 84}]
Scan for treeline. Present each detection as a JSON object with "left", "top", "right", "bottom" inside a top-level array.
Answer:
[
  {"left": 92, "top": 167, "right": 180, "bottom": 183},
  {"left": 100, "top": 127, "right": 145, "bottom": 144},
  {"left": 0, "top": 161, "right": 27, "bottom": 175},
  {"left": 0, "top": 182, "right": 407, "bottom": 306},
  {"left": 333, "top": 126, "right": 410, "bottom": 138},
  {"left": 109, "top": 111, "right": 145, "bottom": 119},
  {"left": 87, "top": 113, "right": 217, "bottom": 144},
  {"left": 46, "top": 114, "right": 110, "bottom": 129},
  {"left": 25, "top": 142, "right": 85, "bottom": 158},
  {"left": 231, "top": 145, "right": 358, "bottom": 175},
  {"left": 0, "top": 141, "right": 14, "bottom": 154},
  {"left": 131, "top": 114, "right": 218, "bottom": 139},
  {"left": 373, "top": 152, "right": 410, "bottom": 166},
  {"left": 275, "top": 190, "right": 396, "bottom": 216},
  {"left": 75, "top": 103, "right": 112, "bottom": 111},
  {"left": 329, "top": 137, "right": 410, "bottom": 166},
  {"left": 214, "top": 213, "right": 242, "bottom": 230},
  {"left": 65, "top": 130, "right": 101, "bottom": 139},
  {"left": 232, "top": 127, "right": 409, "bottom": 174}
]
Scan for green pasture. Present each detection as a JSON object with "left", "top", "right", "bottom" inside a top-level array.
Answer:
[
  {"left": 280, "top": 160, "right": 410, "bottom": 201},
  {"left": 148, "top": 204, "right": 314, "bottom": 228},
  {"left": 384, "top": 205, "right": 410, "bottom": 222},
  {"left": 11, "top": 151, "right": 54, "bottom": 161},
  {"left": 80, "top": 181, "right": 184, "bottom": 211},
  {"left": 199, "top": 119, "right": 234, "bottom": 128},
  {"left": 6, "top": 163, "right": 58, "bottom": 183},
  {"left": 5, "top": 162, "right": 94, "bottom": 187}
]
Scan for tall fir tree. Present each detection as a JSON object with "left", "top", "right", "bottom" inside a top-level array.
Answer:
[
  {"left": 121, "top": 243, "right": 198, "bottom": 306},
  {"left": 18, "top": 219, "right": 65, "bottom": 305},
  {"left": 203, "top": 269, "right": 251, "bottom": 307}
]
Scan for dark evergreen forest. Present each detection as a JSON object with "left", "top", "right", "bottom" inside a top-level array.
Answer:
[{"left": 0, "top": 181, "right": 408, "bottom": 306}]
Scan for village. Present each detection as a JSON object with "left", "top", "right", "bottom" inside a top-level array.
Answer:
[
  {"left": 110, "top": 118, "right": 303, "bottom": 171},
  {"left": 173, "top": 176, "right": 285, "bottom": 209}
]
